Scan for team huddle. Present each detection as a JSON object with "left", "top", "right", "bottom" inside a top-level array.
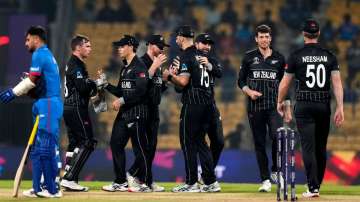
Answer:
[{"left": 0, "top": 18, "right": 344, "bottom": 199}]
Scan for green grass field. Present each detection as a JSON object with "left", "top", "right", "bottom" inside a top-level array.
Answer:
[{"left": 0, "top": 180, "right": 359, "bottom": 202}]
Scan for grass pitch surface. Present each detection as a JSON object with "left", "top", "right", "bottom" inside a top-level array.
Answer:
[{"left": 0, "top": 180, "right": 359, "bottom": 202}]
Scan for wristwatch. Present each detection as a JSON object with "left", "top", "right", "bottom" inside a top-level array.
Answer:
[{"left": 167, "top": 74, "right": 173, "bottom": 81}]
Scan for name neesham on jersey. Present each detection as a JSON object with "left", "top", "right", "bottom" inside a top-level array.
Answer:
[
  {"left": 302, "top": 56, "right": 328, "bottom": 63},
  {"left": 253, "top": 71, "right": 277, "bottom": 79}
]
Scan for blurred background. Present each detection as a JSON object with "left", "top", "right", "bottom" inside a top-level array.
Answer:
[{"left": 0, "top": 0, "right": 359, "bottom": 184}]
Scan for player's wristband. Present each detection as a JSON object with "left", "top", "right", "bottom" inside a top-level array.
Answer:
[{"left": 167, "top": 74, "right": 173, "bottom": 81}]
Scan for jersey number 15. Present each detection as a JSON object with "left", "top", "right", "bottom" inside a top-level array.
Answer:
[{"left": 200, "top": 64, "right": 210, "bottom": 87}]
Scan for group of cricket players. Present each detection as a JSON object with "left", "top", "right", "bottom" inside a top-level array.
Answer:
[{"left": 0, "top": 17, "right": 344, "bottom": 199}]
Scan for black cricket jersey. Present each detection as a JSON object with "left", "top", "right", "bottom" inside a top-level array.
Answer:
[
  {"left": 64, "top": 55, "right": 97, "bottom": 107},
  {"left": 286, "top": 43, "right": 339, "bottom": 103},
  {"left": 238, "top": 49, "right": 286, "bottom": 112},
  {"left": 141, "top": 53, "right": 166, "bottom": 106},
  {"left": 208, "top": 57, "right": 223, "bottom": 101},
  {"left": 178, "top": 46, "right": 213, "bottom": 105},
  {"left": 106, "top": 56, "right": 149, "bottom": 121}
]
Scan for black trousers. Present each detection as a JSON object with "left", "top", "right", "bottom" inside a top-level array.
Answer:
[
  {"left": 248, "top": 108, "right": 282, "bottom": 182},
  {"left": 110, "top": 112, "right": 150, "bottom": 184},
  {"left": 63, "top": 106, "right": 95, "bottom": 151},
  {"left": 63, "top": 105, "right": 95, "bottom": 181},
  {"left": 207, "top": 103, "right": 224, "bottom": 168},
  {"left": 180, "top": 104, "right": 216, "bottom": 185},
  {"left": 294, "top": 101, "right": 330, "bottom": 191},
  {"left": 128, "top": 105, "right": 159, "bottom": 185}
]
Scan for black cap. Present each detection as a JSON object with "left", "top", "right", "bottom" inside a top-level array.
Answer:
[
  {"left": 303, "top": 19, "right": 320, "bottom": 34},
  {"left": 175, "top": 25, "right": 195, "bottom": 38},
  {"left": 195, "top": 33, "right": 214, "bottom": 44},
  {"left": 147, "top": 34, "right": 170, "bottom": 50},
  {"left": 112, "top": 35, "right": 139, "bottom": 48}
]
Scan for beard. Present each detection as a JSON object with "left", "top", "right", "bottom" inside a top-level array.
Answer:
[{"left": 27, "top": 46, "right": 35, "bottom": 53}]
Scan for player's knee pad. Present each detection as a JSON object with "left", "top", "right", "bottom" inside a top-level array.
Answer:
[{"left": 63, "top": 140, "right": 97, "bottom": 180}]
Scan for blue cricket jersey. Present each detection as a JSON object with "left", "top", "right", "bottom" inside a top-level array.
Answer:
[{"left": 29, "top": 45, "right": 61, "bottom": 98}]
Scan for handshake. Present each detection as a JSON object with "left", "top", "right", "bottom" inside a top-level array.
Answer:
[
  {"left": 95, "top": 70, "right": 108, "bottom": 90},
  {"left": 90, "top": 69, "right": 109, "bottom": 113}
]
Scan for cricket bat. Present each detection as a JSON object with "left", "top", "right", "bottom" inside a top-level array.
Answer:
[{"left": 12, "top": 116, "right": 39, "bottom": 197}]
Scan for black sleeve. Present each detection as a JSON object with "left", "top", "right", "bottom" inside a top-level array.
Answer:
[
  {"left": 278, "top": 54, "right": 291, "bottom": 100},
  {"left": 278, "top": 54, "right": 286, "bottom": 81},
  {"left": 71, "top": 68, "right": 97, "bottom": 96},
  {"left": 122, "top": 67, "right": 149, "bottom": 106},
  {"left": 209, "top": 57, "right": 222, "bottom": 78},
  {"left": 285, "top": 53, "right": 296, "bottom": 74},
  {"left": 237, "top": 54, "right": 250, "bottom": 89},
  {"left": 105, "top": 69, "right": 123, "bottom": 97},
  {"left": 106, "top": 82, "right": 122, "bottom": 97},
  {"left": 329, "top": 53, "right": 340, "bottom": 71}
]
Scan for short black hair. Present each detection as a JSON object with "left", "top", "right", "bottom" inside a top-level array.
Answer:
[
  {"left": 71, "top": 34, "right": 90, "bottom": 51},
  {"left": 26, "top": 26, "right": 47, "bottom": 42},
  {"left": 255, "top": 24, "right": 272, "bottom": 36}
]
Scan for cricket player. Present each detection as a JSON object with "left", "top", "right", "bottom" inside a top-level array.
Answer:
[
  {"left": 60, "top": 35, "right": 98, "bottom": 191},
  {"left": 101, "top": 35, "right": 151, "bottom": 192},
  {"left": 278, "top": 19, "right": 344, "bottom": 198},
  {"left": 194, "top": 33, "right": 224, "bottom": 171},
  {"left": 0, "top": 26, "right": 63, "bottom": 198},
  {"left": 238, "top": 24, "right": 289, "bottom": 192},
  {"left": 163, "top": 25, "right": 220, "bottom": 193},
  {"left": 127, "top": 34, "right": 169, "bottom": 192}
]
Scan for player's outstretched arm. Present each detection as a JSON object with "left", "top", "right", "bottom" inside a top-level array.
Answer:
[{"left": 0, "top": 75, "right": 39, "bottom": 103}]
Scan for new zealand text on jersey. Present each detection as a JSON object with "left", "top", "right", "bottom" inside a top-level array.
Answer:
[
  {"left": 302, "top": 56, "right": 328, "bottom": 63},
  {"left": 253, "top": 70, "right": 277, "bottom": 79},
  {"left": 121, "top": 81, "right": 132, "bottom": 88}
]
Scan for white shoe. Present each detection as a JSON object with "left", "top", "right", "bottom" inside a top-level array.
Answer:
[
  {"left": 53, "top": 190, "right": 63, "bottom": 198},
  {"left": 302, "top": 189, "right": 320, "bottom": 198},
  {"left": 128, "top": 183, "right": 152, "bottom": 192},
  {"left": 60, "top": 179, "right": 89, "bottom": 192},
  {"left": 102, "top": 182, "right": 128, "bottom": 192},
  {"left": 23, "top": 188, "right": 37, "bottom": 198},
  {"left": 258, "top": 179, "right": 271, "bottom": 192},
  {"left": 172, "top": 183, "right": 200, "bottom": 193},
  {"left": 271, "top": 172, "right": 284, "bottom": 190},
  {"left": 200, "top": 181, "right": 221, "bottom": 192},
  {"left": 36, "top": 190, "right": 55, "bottom": 198},
  {"left": 151, "top": 183, "right": 165, "bottom": 192},
  {"left": 126, "top": 172, "right": 140, "bottom": 188}
]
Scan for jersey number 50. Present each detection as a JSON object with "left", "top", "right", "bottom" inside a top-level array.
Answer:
[{"left": 306, "top": 64, "right": 326, "bottom": 88}]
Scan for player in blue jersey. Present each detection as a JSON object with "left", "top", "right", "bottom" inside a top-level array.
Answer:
[{"left": 0, "top": 26, "right": 63, "bottom": 198}]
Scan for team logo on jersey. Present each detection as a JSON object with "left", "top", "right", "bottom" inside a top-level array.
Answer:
[
  {"left": 127, "top": 69, "right": 132, "bottom": 74},
  {"left": 271, "top": 60, "right": 278, "bottom": 64},
  {"left": 181, "top": 63, "right": 188, "bottom": 71},
  {"left": 76, "top": 71, "right": 83, "bottom": 79},
  {"left": 30, "top": 66, "right": 40, "bottom": 72},
  {"left": 127, "top": 122, "right": 134, "bottom": 128},
  {"left": 252, "top": 57, "right": 260, "bottom": 64}
]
